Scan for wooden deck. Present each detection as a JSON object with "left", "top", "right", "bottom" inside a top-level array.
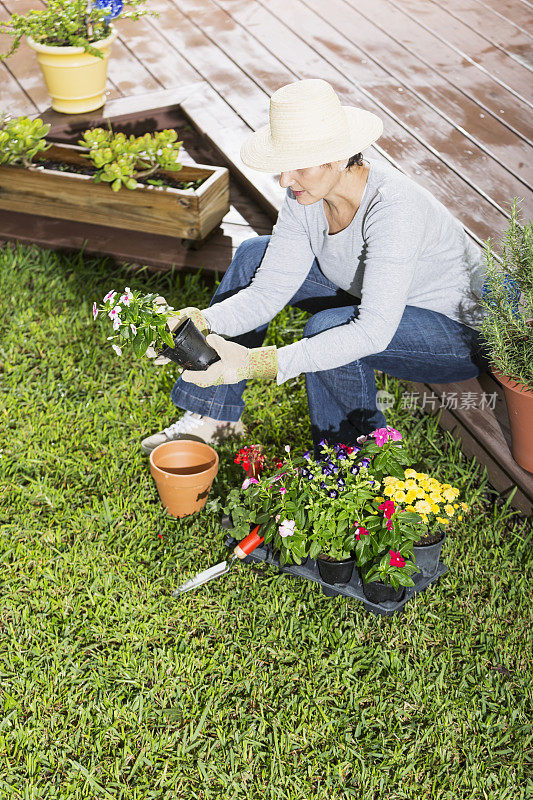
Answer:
[{"left": 1, "top": 0, "right": 532, "bottom": 512}]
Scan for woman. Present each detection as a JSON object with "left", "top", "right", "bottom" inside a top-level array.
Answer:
[{"left": 142, "top": 78, "right": 489, "bottom": 454}]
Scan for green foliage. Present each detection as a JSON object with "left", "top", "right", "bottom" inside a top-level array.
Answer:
[
  {"left": 224, "top": 437, "right": 428, "bottom": 587},
  {"left": 0, "top": 114, "right": 50, "bottom": 167},
  {"left": 79, "top": 127, "right": 183, "bottom": 191},
  {"left": 0, "top": 0, "right": 154, "bottom": 60},
  {"left": 479, "top": 200, "right": 533, "bottom": 388},
  {"left": 95, "top": 287, "right": 176, "bottom": 356},
  {"left": 0, "top": 242, "right": 531, "bottom": 799}
]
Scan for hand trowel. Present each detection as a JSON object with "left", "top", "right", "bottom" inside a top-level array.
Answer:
[{"left": 173, "top": 525, "right": 264, "bottom": 595}]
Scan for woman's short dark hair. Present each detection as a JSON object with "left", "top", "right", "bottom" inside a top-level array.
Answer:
[{"left": 347, "top": 153, "right": 364, "bottom": 168}]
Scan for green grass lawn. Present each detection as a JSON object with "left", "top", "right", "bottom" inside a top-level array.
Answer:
[{"left": 1, "top": 243, "right": 531, "bottom": 800}]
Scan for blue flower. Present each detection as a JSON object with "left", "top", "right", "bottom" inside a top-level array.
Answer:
[
  {"left": 318, "top": 438, "right": 328, "bottom": 449},
  {"left": 337, "top": 451, "right": 346, "bottom": 460},
  {"left": 320, "top": 481, "right": 327, "bottom": 489},
  {"left": 95, "top": 0, "right": 123, "bottom": 19},
  {"left": 303, "top": 450, "right": 311, "bottom": 460},
  {"left": 337, "top": 478, "right": 346, "bottom": 488},
  {"left": 350, "top": 465, "right": 360, "bottom": 475},
  {"left": 307, "top": 473, "right": 314, "bottom": 481},
  {"left": 328, "top": 489, "right": 339, "bottom": 499},
  {"left": 301, "top": 468, "right": 309, "bottom": 477},
  {"left": 360, "top": 458, "right": 370, "bottom": 468},
  {"left": 322, "top": 465, "right": 332, "bottom": 476}
]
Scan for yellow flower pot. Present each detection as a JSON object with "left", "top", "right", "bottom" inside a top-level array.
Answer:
[{"left": 27, "top": 27, "right": 117, "bottom": 114}]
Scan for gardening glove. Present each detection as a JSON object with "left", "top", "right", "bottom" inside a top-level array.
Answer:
[
  {"left": 146, "top": 303, "right": 210, "bottom": 365},
  {"left": 181, "top": 334, "right": 278, "bottom": 387}
]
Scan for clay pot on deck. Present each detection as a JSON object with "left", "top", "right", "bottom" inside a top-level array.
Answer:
[
  {"left": 27, "top": 28, "right": 117, "bottom": 114},
  {"left": 492, "top": 369, "right": 533, "bottom": 474},
  {"left": 149, "top": 440, "right": 219, "bottom": 518}
]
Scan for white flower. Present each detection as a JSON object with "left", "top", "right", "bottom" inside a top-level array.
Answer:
[
  {"left": 284, "top": 445, "right": 291, "bottom": 453},
  {"left": 108, "top": 305, "right": 122, "bottom": 320},
  {"left": 130, "top": 323, "right": 137, "bottom": 335},
  {"left": 278, "top": 519, "right": 296, "bottom": 538},
  {"left": 92, "top": 302, "right": 98, "bottom": 320},
  {"left": 120, "top": 287, "right": 133, "bottom": 306},
  {"left": 112, "top": 317, "right": 121, "bottom": 331},
  {"left": 111, "top": 344, "right": 122, "bottom": 356},
  {"left": 103, "top": 290, "right": 116, "bottom": 303}
]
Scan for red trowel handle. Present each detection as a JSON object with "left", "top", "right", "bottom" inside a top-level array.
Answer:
[{"left": 233, "top": 525, "right": 264, "bottom": 559}]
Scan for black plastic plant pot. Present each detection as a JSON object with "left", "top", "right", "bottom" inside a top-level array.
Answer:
[
  {"left": 362, "top": 580, "right": 405, "bottom": 604},
  {"left": 317, "top": 554, "right": 355, "bottom": 585},
  {"left": 158, "top": 317, "right": 220, "bottom": 370},
  {"left": 413, "top": 530, "right": 446, "bottom": 579}
]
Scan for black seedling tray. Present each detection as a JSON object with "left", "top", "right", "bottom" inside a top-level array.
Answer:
[{"left": 223, "top": 534, "right": 448, "bottom": 617}]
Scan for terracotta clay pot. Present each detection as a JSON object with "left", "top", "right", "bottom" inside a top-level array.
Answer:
[
  {"left": 492, "top": 369, "right": 533, "bottom": 473},
  {"left": 149, "top": 440, "right": 219, "bottom": 518}
]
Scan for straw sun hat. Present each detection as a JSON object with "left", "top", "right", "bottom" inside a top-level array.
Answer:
[{"left": 240, "top": 79, "right": 383, "bottom": 173}]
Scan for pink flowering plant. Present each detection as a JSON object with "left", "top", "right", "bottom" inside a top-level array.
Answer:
[
  {"left": 352, "top": 497, "right": 421, "bottom": 590},
  {"left": 93, "top": 288, "right": 175, "bottom": 357},
  {"left": 223, "top": 437, "right": 404, "bottom": 566}
]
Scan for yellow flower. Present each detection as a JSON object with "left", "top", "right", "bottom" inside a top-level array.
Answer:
[
  {"left": 382, "top": 476, "right": 397, "bottom": 486},
  {"left": 441, "top": 483, "right": 452, "bottom": 490},
  {"left": 405, "top": 490, "right": 418, "bottom": 504},
  {"left": 429, "top": 492, "right": 443, "bottom": 504},
  {"left": 443, "top": 488, "right": 460, "bottom": 502},
  {"left": 460, "top": 502, "right": 469, "bottom": 512},
  {"left": 394, "top": 491, "right": 407, "bottom": 502},
  {"left": 416, "top": 472, "right": 429, "bottom": 480},
  {"left": 406, "top": 505, "right": 416, "bottom": 513},
  {"left": 384, "top": 485, "right": 396, "bottom": 497},
  {"left": 453, "top": 503, "right": 459, "bottom": 509},
  {"left": 458, "top": 515, "right": 463, "bottom": 521},
  {"left": 414, "top": 499, "right": 431, "bottom": 514},
  {"left": 374, "top": 496, "right": 385, "bottom": 504},
  {"left": 430, "top": 503, "right": 440, "bottom": 514},
  {"left": 444, "top": 504, "right": 455, "bottom": 516},
  {"left": 404, "top": 469, "right": 417, "bottom": 478},
  {"left": 416, "top": 487, "right": 428, "bottom": 499},
  {"left": 419, "top": 479, "right": 431, "bottom": 491},
  {"left": 404, "top": 479, "right": 418, "bottom": 489},
  {"left": 421, "top": 513, "right": 429, "bottom": 523},
  {"left": 437, "top": 516, "right": 450, "bottom": 525}
]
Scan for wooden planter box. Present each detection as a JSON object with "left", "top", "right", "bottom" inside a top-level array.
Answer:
[{"left": 0, "top": 142, "right": 230, "bottom": 243}]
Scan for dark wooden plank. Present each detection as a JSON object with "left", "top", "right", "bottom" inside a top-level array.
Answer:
[
  {"left": 340, "top": 0, "right": 533, "bottom": 144},
  {"left": 0, "top": 59, "right": 39, "bottom": 116},
  {"left": 390, "top": 0, "right": 533, "bottom": 105},
  {"left": 0, "top": 209, "right": 256, "bottom": 271},
  {"left": 423, "top": 0, "right": 533, "bottom": 66},
  {"left": 218, "top": 0, "right": 532, "bottom": 220},
  {"left": 287, "top": 0, "right": 532, "bottom": 185},
  {"left": 179, "top": 0, "right": 514, "bottom": 242},
  {"left": 408, "top": 374, "right": 533, "bottom": 515},
  {"left": 470, "top": 0, "right": 533, "bottom": 35}
]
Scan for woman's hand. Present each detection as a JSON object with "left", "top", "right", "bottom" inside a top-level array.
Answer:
[
  {"left": 181, "top": 334, "right": 278, "bottom": 387},
  {"left": 146, "top": 302, "right": 210, "bottom": 364}
]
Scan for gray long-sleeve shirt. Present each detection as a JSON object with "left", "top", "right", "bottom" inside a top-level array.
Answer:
[{"left": 203, "top": 158, "right": 487, "bottom": 384}]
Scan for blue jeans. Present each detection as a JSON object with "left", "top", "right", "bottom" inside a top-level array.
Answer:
[{"left": 171, "top": 236, "right": 490, "bottom": 449}]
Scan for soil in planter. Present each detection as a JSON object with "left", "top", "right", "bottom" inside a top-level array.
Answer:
[
  {"left": 32, "top": 157, "right": 206, "bottom": 192},
  {"left": 414, "top": 530, "right": 445, "bottom": 547}
]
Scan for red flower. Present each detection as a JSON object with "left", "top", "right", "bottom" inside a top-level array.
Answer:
[
  {"left": 354, "top": 525, "right": 369, "bottom": 541},
  {"left": 378, "top": 500, "right": 396, "bottom": 520},
  {"left": 389, "top": 550, "right": 405, "bottom": 568},
  {"left": 386, "top": 520, "right": 393, "bottom": 531}
]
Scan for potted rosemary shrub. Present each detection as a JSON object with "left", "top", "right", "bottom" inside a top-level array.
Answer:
[
  {"left": 0, "top": 0, "right": 152, "bottom": 113},
  {"left": 0, "top": 117, "right": 230, "bottom": 244},
  {"left": 480, "top": 200, "right": 533, "bottom": 473}
]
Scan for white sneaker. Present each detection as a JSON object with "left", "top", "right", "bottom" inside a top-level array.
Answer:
[{"left": 141, "top": 411, "right": 245, "bottom": 454}]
